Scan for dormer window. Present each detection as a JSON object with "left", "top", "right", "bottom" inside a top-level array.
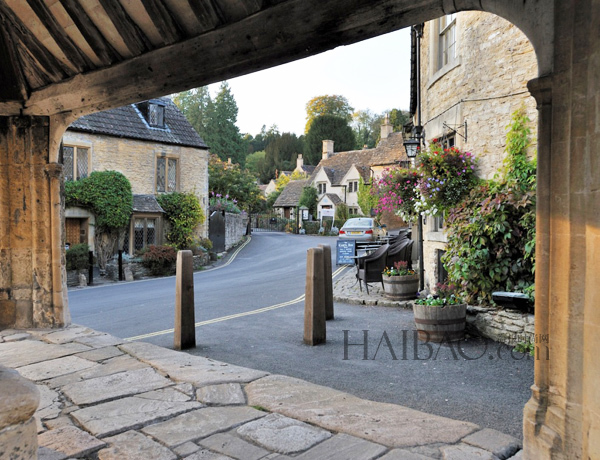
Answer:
[{"left": 148, "top": 102, "right": 165, "bottom": 128}]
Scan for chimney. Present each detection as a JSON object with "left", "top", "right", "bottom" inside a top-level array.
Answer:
[
  {"left": 380, "top": 114, "right": 393, "bottom": 140},
  {"left": 296, "top": 154, "right": 304, "bottom": 171},
  {"left": 322, "top": 140, "right": 334, "bottom": 160}
]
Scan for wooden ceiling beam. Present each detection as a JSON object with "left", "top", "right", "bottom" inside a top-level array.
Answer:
[
  {"left": 58, "top": 0, "right": 120, "bottom": 66},
  {"left": 97, "top": 0, "right": 151, "bottom": 56},
  {"left": 0, "top": 2, "right": 68, "bottom": 83},
  {"left": 24, "top": 0, "right": 439, "bottom": 117},
  {"left": 185, "top": 0, "right": 225, "bottom": 30},
  {"left": 25, "top": 0, "right": 93, "bottom": 73},
  {"left": 139, "top": 0, "right": 183, "bottom": 44},
  {"left": 0, "top": 13, "right": 28, "bottom": 101}
]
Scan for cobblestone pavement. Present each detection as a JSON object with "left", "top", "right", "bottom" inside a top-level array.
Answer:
[
  {"left": 0, "top": 325, "right": 524, "bottom": 460},
  {"left": 333, "top": 265, "right": 415, "bottom": 309}
]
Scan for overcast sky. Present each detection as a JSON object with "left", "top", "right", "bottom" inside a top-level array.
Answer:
[{"left": 207, "top": 28, "right": 412, "bottom": 137}]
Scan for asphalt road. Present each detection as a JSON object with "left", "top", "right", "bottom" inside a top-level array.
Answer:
[{"left": 69, "top": 232, "right": 534, "bottom": 439}]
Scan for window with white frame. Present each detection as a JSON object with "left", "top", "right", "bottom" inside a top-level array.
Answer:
[
  {"left": 156, "top": 156, "right": 178, "bottom": 192},
  {"left": 437, "top": 14, "right": 457, "bottom": 70},
  {"left": 317, "top": 182, "right": 327, "bottom": 194},
  {"left": 62, "top": 145, "right": 90, "bottom": 181},
  {"left": 348, "top": 181, "right": 358, "bottom": 193}
]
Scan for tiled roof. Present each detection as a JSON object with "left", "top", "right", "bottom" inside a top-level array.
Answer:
[
  {"left": 321, "top": 193, "right": 343, "bottom": 205},
  {"left": 133, "top": 194, "right": 164, "bottom": 213},
  {"left": 273, "top": 180, "right": 308, "bottom": 207},
  {"left": 309, "top": 132, "right": 407, "bottom": 186},
  {"left": 68, "top": 98, "right": 208, "bottom": 149},
  {"left": 301, "top": 165, "right": 316, "bottom": 174}
]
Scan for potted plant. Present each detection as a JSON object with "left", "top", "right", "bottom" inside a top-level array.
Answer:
[
  {"left": 412, "top": 282, "right": 467, "bottom": 342},
  {"left": 381, "top": 261, "right": 419, "bottom": 300}
]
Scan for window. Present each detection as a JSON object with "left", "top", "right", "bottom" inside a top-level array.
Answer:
[
  {"left": 123, "top": 216, "right": 159, "bottom": 254},
  {"left": 156, "top": 156, "right": 178, "bottom": 192},
  {"left": 148, "top": 103, "right": 165, "bottom": 128},
  {"left": 441, "top": 134, "right": 456, "bottom": 149},
  {"left": 437, "top": 249, "right": 449, "bottom": 284},
  {"left": 62, "top": 145, "right": 89, "bottom": 181},
  {"left": 437, "top": 14, "right": 457, "bottom": 70},
  {"left": 348, "top": 181, "right": 358, "bottom": 193},
  {"left": 317, "top": 183, "right": 327, "bottom": 194}
]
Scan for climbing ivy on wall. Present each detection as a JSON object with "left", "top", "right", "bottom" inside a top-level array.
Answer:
[
  {"left": 442, "top": 108, "right": 537, "bottom": 305},
  {"left": 65, "top": 171, "right": 133, "bottom": 270}
]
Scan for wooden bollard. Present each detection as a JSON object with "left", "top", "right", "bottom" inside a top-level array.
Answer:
[
  {"left": 304, "top": 247, "right": 326, "bottom": 345},
  {"left": 319, "top": 244, "right": 334, "bottom": 320},
  {"left": 174, "top": 250, "right": 196, "bottom": 350}
]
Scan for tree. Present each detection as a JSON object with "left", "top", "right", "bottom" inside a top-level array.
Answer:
[
  {"left": 245, "top": 150, "right": 266, "bottom": 178},
  {"left": 357, "top": 177, "right": 378, "bottom": 216},
  {"left": 304, "top": 115, "right": 356, "bottom": 165},
  {"left": 352, "top": 109, "right": 378, "bottom": 149},
  {"left": 174, "top": 82, "right": 246, "bottom": 165},
  {"left": 298, "top": 186, "right": 318, "bottom": 218},
  {"left": 208, "top": 155, "right": 262, "bottom": 212},
  {"left": 263, "top": 132, "right": 305, "bottom": 179},
  {"left": 305, "top": 95, "right": 354, "bottom": 134}
]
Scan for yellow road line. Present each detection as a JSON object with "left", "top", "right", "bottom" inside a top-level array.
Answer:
[{"left": 124, "top": 260, "right": 348, "bottom": 342}]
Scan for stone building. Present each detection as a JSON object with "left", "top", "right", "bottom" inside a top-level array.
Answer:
[
  {"left": 62, "top": 98, "right": 210, "bottom": 255},
  {"left": 412, "top": 12, "right": 538, "bottom": 289}
]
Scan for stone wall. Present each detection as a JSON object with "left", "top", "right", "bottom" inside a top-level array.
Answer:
[
  {"left": 467, "top": 306, "right": 535, "bottom": 346},
  {"left": 62, "top": 131, "right": 209, "bottom": 238},
  {"left": 225, "top": 213, "right": 248, "bottom": 251},
  {"left": 418, "top": 11, "right": 539, "bottom": 292}
]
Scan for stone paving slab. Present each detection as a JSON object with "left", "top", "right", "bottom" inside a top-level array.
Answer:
[
  {"left": 379, "top": 450, "right": 436, "bottom": 460},
  {"left": 196, "top": 383, "right": 246, "bottom": 405},
  {"left": 441, "top": 443, "right": 500, "bottom": 460},
  {"left": 0, "top": 340, "right": 90, "bottom": 368},
  {"left": 37, "top": 425, "right": 106, "bottom": 458},
  {"left": 142, "top": 406, "right": 266, "bottom": 447},
  {"left": 71, "top": 392, "right": 201, "bottom": 437},
  {"left": 245, "top": 374, "right": 478, "bottom": 448},
  {"left": 97, "top": 430, "right": 177, "bottom": 460},
  {"left": 236, "top": 413, "right": 331, "bottom": 455},
  {"left": 462, "top": 428, "right": 522, "bottom": 459},
  {"left": 199, "top": 432, "right": 271, "bottom": 460},
  {"left": 293, "top": 432, "right": 387, "bottom": 460},
  {"left": 17, "top": 356, "right": 97, "bottom": 382},
  {"left": 120, "top": 341, "right": 269, "bottom": 385},
  {"left": 45, "top": 354, "right": 147, "bottom": 389},
  {"left": 35, "top": 385, "right": 62, "bottom": 423},
  {"left": 183, "top": 449, "right": 234, "bottom": 460},
  {"left": 74, "top": 346, "right": 124, "bottom": 362},
  {"left": 61, "top": 367, "right": 172, "bottom": 405}
]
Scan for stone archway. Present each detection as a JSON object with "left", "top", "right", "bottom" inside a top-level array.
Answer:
[{"left": 0, "top": 1, "right": 598, "bottom": 458}]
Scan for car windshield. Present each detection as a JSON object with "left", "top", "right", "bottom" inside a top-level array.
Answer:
[{"left": 345, "top": 218, "right": 372, "bottom": 228}]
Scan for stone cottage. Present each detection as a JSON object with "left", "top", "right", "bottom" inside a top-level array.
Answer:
[
  {"left": 411, "top": 11, "right": 538, "bottom": 288},
  {"left": 62, "top": 98, "right": 210, "bottom": 255}
]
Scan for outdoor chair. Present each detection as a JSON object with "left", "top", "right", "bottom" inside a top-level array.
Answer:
[
  {"left": 356, "top": 243, "right": 389, "bottom": 294},
  {"left": 386, "top": 239, "right": 414, "bottom": 270}
]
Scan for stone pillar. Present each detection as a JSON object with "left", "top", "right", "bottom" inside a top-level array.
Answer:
[
  {"left": 0, "top": 116, "right": 70, "bottom": 329},
  {"left": 0, "top": 366, "right": 39, "bottom": 459},
  {"left": 174, "top": 250, "right": 196, "bottom": 350},
  {"left": 304, "top": 247, "right": 326, "bottom": 345},
  {"left": 523, "top": 2, "right": 600, "bottom": 458}
]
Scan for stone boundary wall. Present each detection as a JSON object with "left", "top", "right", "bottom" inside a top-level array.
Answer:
[
  {"left": 225, "top": 212, "right": 248, "bottom": 251},
  {"left": 467, "top": 306, "right": 534, "bottom": 346}
]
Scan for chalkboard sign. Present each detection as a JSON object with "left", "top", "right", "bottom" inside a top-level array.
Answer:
[{"left": 336, "top": 239, "right": 356, "bottom": 265}]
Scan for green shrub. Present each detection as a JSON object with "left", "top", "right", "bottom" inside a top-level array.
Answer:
[
  {"left": 66, "top": 244, "right": 90, "bottom": 271},
  {"left": 141, "top": 245, "right": 177, "bottom": 276},
  {"left": 157, "top": 192, "right": 205, "bottom": 250},
  {"left": 303, "top": 221, "right": 320, "bottom": 234},
  {"left": 442, "top": 108, "right": 536, "bottom": 304}
]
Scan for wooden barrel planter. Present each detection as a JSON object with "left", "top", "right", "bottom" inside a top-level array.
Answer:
[
  {"left": 412, "top": 303, "right": 467, "bottom": 342},
  {"left": 382, "top": 274, "right": 419, "bottom": 300}
]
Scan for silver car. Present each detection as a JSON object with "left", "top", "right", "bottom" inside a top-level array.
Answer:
[{"left": 338, "top": 218, "right": 387, "bottom": 241}]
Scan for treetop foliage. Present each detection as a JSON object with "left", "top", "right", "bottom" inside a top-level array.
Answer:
[
  {"left": 208, "top": 155, "right": 263, "bottom": 212},
  {"left": 304, "top": 115, "right": 356, "bottom": 165},
  {"left": 305, "top": 95, "right": 354, "bottom": 134}
]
